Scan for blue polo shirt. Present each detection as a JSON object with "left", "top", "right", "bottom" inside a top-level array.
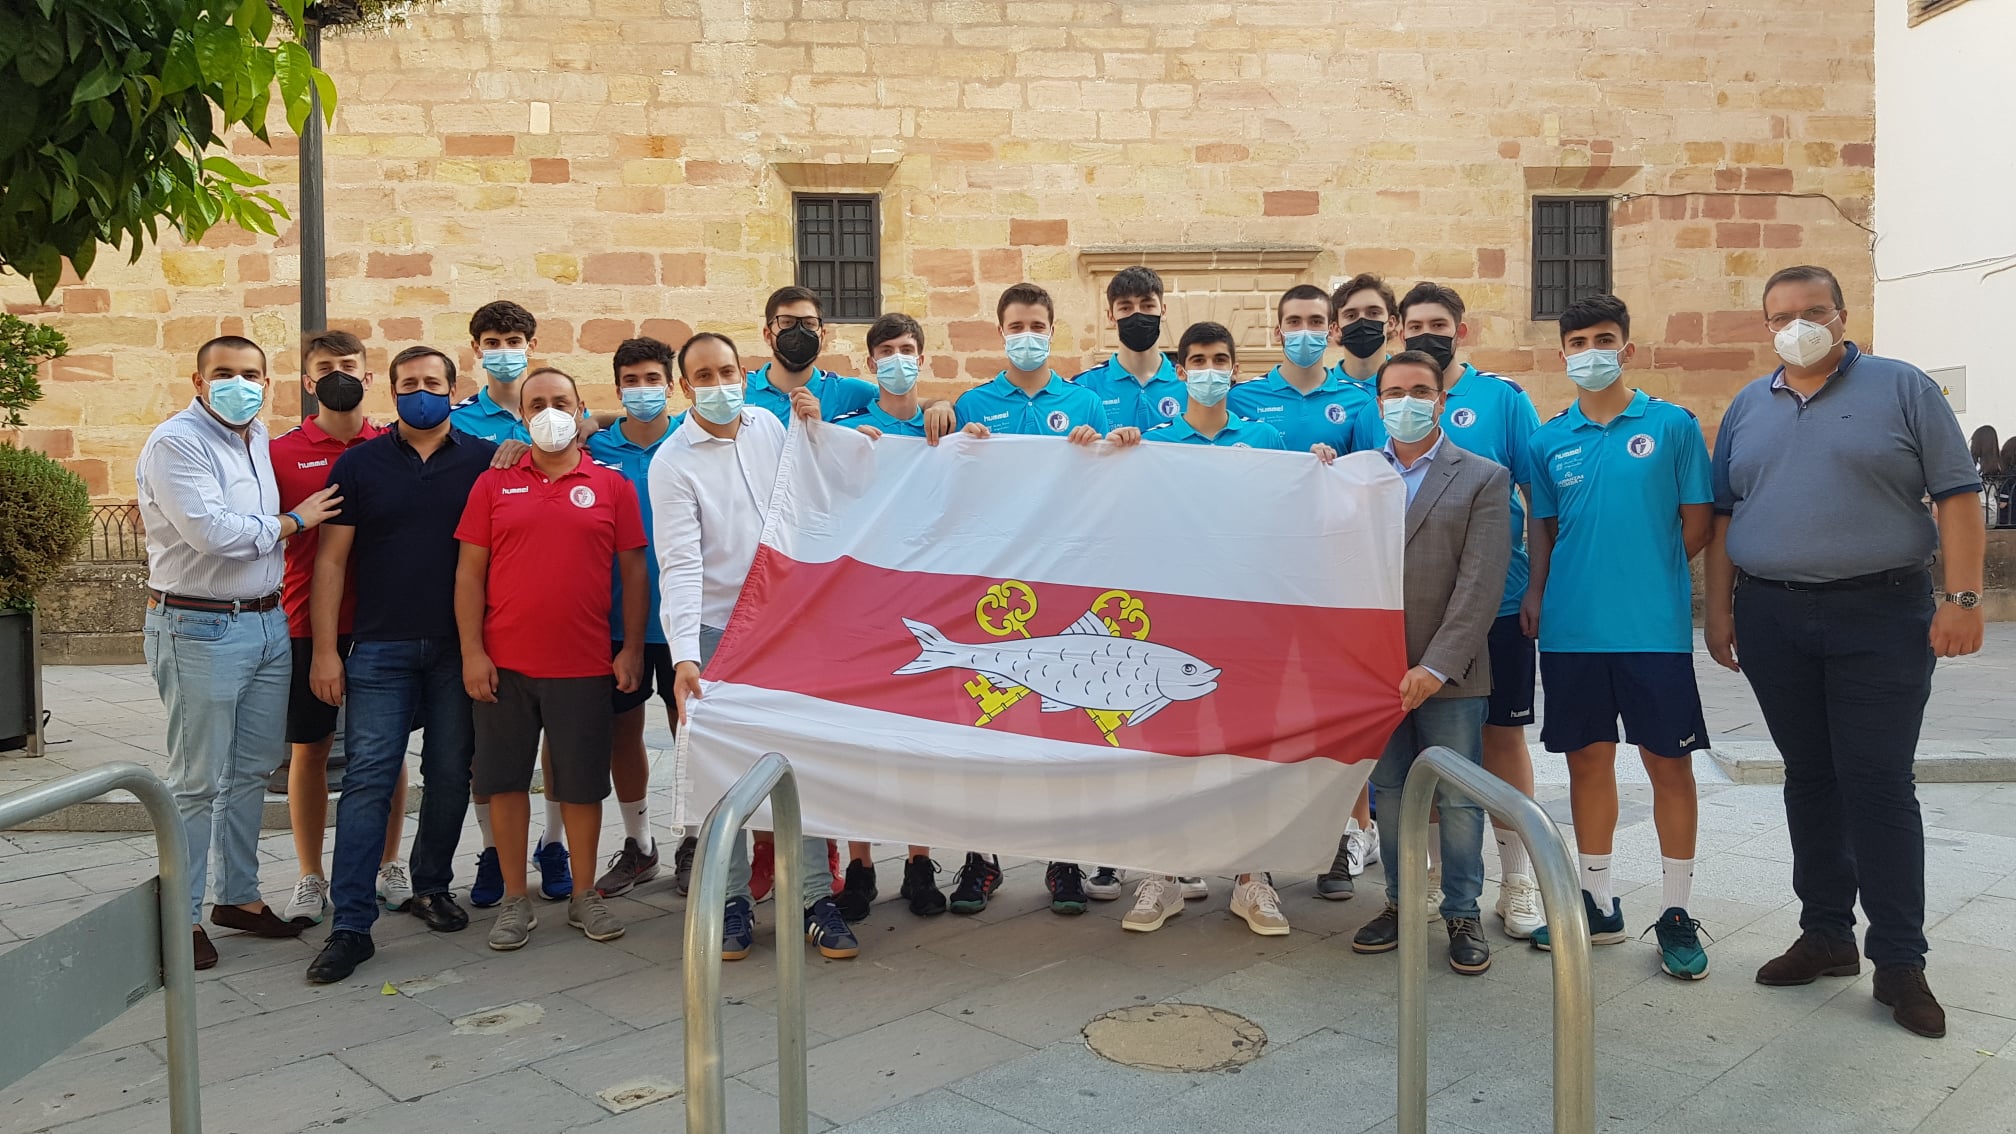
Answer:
[
  {"left": 1072, "top": 354, "right": 1186, "bottom": 430},
  {"left": 745, "top": 363, "right": 877, "bottom": 426},
  {"left": 834, "top": 401, "right": 928, "bottom": 437},
  {"left": 1352, "top": 364, "right": 1541, "bottom": 616},
  {"left": 1227, "top": 367, "right": 1376, "bottom": 454},
  {"left": 1528, "top": 389, "right": 1713, "bottom": 653},
  {"left": 1143, "top": 415, "right": 1286, "bottom": 450},
  {"left": 447, "top": 387, "right": 594, "bottom": 444},
  {"left": 583, "top": 417, "right": 674, "bottom": 645},
  {"left": 955, "top": 373, "right": 1111, "bottom": 436},
  {"left": 322, "top": 426, "right": 498, "bottom": 641},
  {"left": 1326, "top": 362, "right": 1377, "bottom": 398}
]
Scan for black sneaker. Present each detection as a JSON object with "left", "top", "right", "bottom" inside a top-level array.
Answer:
[
  {"left": 306, "top": 929, "right": 376, "bottom": 984},
  {"left": 673, "top": 835, "right": 697, "bottom": 897},
  {"left": 836, "top": 861, "right": 878, "bottom": 922},
  {"left": 1086, "top": 866, "right": 1123, "bottom": 900},
  {"left": 900, "top": 855, "right": 948, "bottom": 916},
  {"left": 1047, "top": 861, "right": 1089, "bottom": 915},
  {"left": 593, "top": 837, "right": 660, "bottom": 898},
  {"left": 1352, "top": 904, "right": 1403, "bottom": 954},
  {"left": 1446, "top": 917, "right": 1491, "bottom": 974},
  {"left": 949, "top": 853, "right": 1003, "bottom": 914}
]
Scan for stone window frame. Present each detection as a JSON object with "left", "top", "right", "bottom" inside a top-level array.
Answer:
[
  {"left": 1077, "top": 245, "right": 1325, "bottom": 365},
  {"left": 1530, "top": 196, "right": 1613, "bottom": 321},
  {"left": 793, "top": 193, "right": 882, "bottom": 323}
]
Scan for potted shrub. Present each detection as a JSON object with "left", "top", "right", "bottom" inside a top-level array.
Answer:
[{"left": 0, "top": 313, "right": 89, "bottom": 755}]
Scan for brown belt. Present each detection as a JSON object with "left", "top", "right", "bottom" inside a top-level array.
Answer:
[{"left": 148, "top": 590, "right": 283, "bottom": 613}]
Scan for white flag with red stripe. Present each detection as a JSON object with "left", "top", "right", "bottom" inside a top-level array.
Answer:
[{"left": 683, "top": 423, "right": 1408, "bottom": 875}]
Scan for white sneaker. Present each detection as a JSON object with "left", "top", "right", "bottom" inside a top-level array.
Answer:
[
  {"left": 377, "top": 861, "right": 414, "bottom": 912},
  {"left": 1230, "top": 877, "right": 1290, "bottom": 936},
  {"left": 1426, "top": 868, "right": 1444, "bottom": 921},
  {"left": 1345, "top": 820, "right": 1379, "bottom": 876},
  {"left": 1496, "top": 872, "right": 1544, "bottom": 940},
  {"left": 1177, "top": 876, "right": 1209, "bottom": 901},
  {"left": 1085, "top": 867, "right": 1124, "bottom": 901},
  {"left": 284, "top": 874, "right": 329, "bottom": 925},
  {"left": 1121, "top": 876, "right": 1185, "bottom": 933}
]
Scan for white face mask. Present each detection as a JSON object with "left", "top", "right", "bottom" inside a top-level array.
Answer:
[
  {"left": 1773, "top": 317, "right": 1837, "bottom": 369},
  {"left": 528, "top": 406, "right": 578, "bottom": 452}
]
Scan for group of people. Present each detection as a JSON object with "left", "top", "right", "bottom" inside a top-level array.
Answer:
[{"left": 134, "top": 259, "right": 1981, "bottom": 1040}]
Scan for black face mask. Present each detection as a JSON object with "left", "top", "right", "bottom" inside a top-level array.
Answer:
[
  {"left": 315, "top": 371, "right": 365, "bottom": 413},
  {"left": 1116, "top": 312, "right": 1162, "bottom": 353},
  {"left": 1339, "top": 318, "right": 1389, "bottom": 360},
  {"left": 773, "top": 324, "right": 822, "bottom": 372},
  {"left": 1404, "top": 332, "right": 1456, "bottom": 373}
]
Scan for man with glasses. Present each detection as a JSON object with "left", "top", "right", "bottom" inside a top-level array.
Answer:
[{"left": 1705, "top": 264, "right": 1985, "bottom": 1039}]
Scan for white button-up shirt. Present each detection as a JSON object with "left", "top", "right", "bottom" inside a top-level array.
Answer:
[
  {"left": 648, "top": 407, "right": 787, "bottom": 666},
  {"left": 136, "top": 399, "right": 284, "bottom": 601}
]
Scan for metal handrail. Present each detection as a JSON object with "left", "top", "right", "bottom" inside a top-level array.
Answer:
[
  {"left": 1397, "top": 746, "right": 1594, "bottom": 1134},
  {"left": 0, "top": 762, "right": 200, "bottom": 1132},
  {"left": 682, "top": 752, "right": 809, "bottom": 1134}
]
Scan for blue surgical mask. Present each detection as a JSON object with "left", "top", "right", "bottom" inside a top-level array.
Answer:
[
  {"left": 481, "top": 348, "right": 528, "bottom": 382},
  {"left": 1184, "top": 369, "right": 1232, "bottom": 407},
  {"left": 1381, "top": 395, "right": 1439, "bottom": 444},
  {"left": 621, "top": 386, "right": 668, "bottom": 422},
  {"left": 396, "top": 388, "right": 451, "bottom": 430},
  {"left": 692, "top": 383, "right": 745, "bottom": 426},
  {"left": 205, "top": 376, "right": 264, "bottom": 426},
  {"left": 1003, "top": 332, "right": 1051, "bottom": 373},
  {"left": 1565, "top": 348, "right": 1623, "bottom": 392},
  {"left": 875, "top": 354, "right": 921, "bottom": 395},
  {"left": 1281, "top": 330, "right": 1329, "bottom": 369}
]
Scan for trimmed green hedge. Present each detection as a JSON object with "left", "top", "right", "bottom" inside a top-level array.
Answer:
[{"left": 0, "top": 443, "right": 91, "bottom": 610}]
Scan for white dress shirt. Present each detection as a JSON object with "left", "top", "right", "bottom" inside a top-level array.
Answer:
[
  {"left": 136, "top": 399, "right": 284, "bottom": 600},
  {"left": 648, "top": 407, "right": 787, "bottom": 666}
]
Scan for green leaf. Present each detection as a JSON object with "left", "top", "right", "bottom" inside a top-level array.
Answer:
[
  {"left": 200, "top": 154, "right": 265, "bottom": 187},
  {"left": 238, "top": 0, "right": 274, "bottom": 46},
  {"left": 274, "top": 0, "right": 307, "bottom": 30},
  {"left": 27, "top": 244, "right": 62, "bottom": 302},
  {"left": 14, "top": 34, "right": 65, "bottom": 86},
  {"left": 275, "top": 40, "right": 310, "bottom": 107},
  {"left": 87, "top": 95, "right": 114, "bottom": 131},
  {"left": 310, "top": 66, "right": 337, "bottom": 122},
  {"left": 70, "top": 66, "right": 123, "bottom": 105},
  {"left": 194, "top": 22, "right": 240, "bottom": 87},
  {"left": 70, "top": 239, "right": 96, "bottom": 281}
]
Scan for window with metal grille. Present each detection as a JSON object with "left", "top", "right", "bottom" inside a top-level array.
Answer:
[
  {"left": 1531, "top": 197, "right": 1611, "bottom": 320},
  {"left": 794, "top": 195, "right": 880, "bottom": 322}
]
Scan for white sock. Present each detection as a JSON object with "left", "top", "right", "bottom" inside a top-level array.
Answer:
[
  {"left": 539, "top": 798, "right": 566, "bottom": 850},
  {"left": 1426, "top": 822, "right": 1440, "bottom": 873},
  {"left": 1496, "top": 829, "right": 1531, "bottom": 878},
  {"left": 1580, "top": 853, "right": 1614, "bottom": 906},
  {"left": 474, "top": 803, "right": 495, "bottom": 849},
  {"left": 1660, "top": 857, "right": 1695, "bottom": 913},
  {"left": 621, "top": 797, "right": 653, "bottom": 852}
]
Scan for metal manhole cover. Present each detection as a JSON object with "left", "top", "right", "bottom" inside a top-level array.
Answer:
[{"left": 1083, "top": 1003, "right": 1268, "bottom": 1072}]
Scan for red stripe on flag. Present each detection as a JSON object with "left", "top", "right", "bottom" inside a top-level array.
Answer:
[{"left": 708, "top": 550, "right": 1408, "bottom": 764}]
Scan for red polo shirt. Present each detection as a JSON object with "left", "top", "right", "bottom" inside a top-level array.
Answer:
[
  {"left": 454, "top": 450, "right": 646, "bottom": 679},
  {"left": 271, "top": 416, "right": 385, "bottom": 639}
]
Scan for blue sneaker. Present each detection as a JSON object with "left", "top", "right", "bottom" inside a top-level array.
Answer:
[
  {"left": 804, "top": 896, "right": 859, "bottom": 959},
  {"left": 535, "top": 839, "right": 573, "bottom": 901},
  {"left": 1531, "top": 891, "right": 1627, "bottom": 951},
  {"left": 470, "top": 847, "right": 504, "bottom": 909},
  {"left": 1650, "top": 907, "right": 1710, "bottom": 980},
  {"left": 723, "top": 896, "right": 755, "bottom": 961}
]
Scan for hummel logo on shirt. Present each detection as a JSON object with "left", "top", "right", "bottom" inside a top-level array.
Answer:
[
  {"left": 500, "top": 486, "right": 529, "bottom": 495},
  {"left": 297, "top": 458, "right": 328, "bottom": 469},
  {"left": 1678, "top": 734, "right": 1696, "bottom": 746}
]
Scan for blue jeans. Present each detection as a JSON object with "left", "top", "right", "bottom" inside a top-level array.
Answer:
[
  {"left": 143, "top": 603, "right": 291, "bottom": 921},
  {"left": 1372, "top": 695, "right": 1489, "bottom": 920},
  {"left": 331, "top": 638, "right": 474, "bottom": 935}
]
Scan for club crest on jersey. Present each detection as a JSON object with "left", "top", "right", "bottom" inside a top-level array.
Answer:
[
  {"left": 570, "top": 485, "right": 597, "bottom": 508},
  {"left": 1627, "top": 433, "right": 1656, "bottom": 458},
  {"left": 1157, "top": 396, "right": 1180, "bottom": 418},
  {"left": 896, "top": 580, "right": 1220, "bottom": 746},
  {"left": 1450, "top": 408, "right": 1477, "bottom": 428},
  {"left": 1325, "top": 403, "right": 1347, "bottom": 424},
  {"left": 1046, "top": 410, "right": 1069, "bottom": 432}
]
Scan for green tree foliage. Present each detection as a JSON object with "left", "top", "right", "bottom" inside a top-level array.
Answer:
[
  {"left": 0, "top": 443, "right": 92, "bottom": 609},
  {"left": 0, "top": 313, "right": 68, "bottom": 429},
  {"left": 0, "top": 1, "right": 335, "bottom": 301}
]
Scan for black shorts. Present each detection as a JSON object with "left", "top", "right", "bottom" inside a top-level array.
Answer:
[
  {"left": 1485, "top": 613, "right": 1536, "bottom": 728},
  {"left": 611, "top": 641, "right": 678, "bottom": 715},
  {"left": 1538, "top": 652, "right": 1710, "bottom": 757},
  {"left": 287, "top": 635, "right": 350, "bottom": 745},
  {"left": 471, "top": 669, "right": 615, "bottom": 803}
]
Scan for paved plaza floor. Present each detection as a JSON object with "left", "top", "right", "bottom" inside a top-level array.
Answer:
[{"left": 4, "top": 632, "right": 2016, "bottom": 1132}]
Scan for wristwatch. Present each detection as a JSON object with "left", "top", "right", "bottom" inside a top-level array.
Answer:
[{"left": 1940, "top": 590, "right": 1982, "bottom": 609}]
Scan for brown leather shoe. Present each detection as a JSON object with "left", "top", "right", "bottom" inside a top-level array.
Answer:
[
  {"left": 192, "top": 928, "right": 218, "bottom": 971},
  {"left": 210, "top": 903, "right": 306, "bottom": 939},
  {"left": 1874, "top": 966, "right": 1946, "bottom": 1038},
  {"left": 1755, "top": 931, "right": 1860, "bottom": 986}
]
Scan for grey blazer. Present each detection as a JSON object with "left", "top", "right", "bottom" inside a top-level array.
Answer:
[{"left": 1399, "top": 440, "right": 1513, "bottom": 700}]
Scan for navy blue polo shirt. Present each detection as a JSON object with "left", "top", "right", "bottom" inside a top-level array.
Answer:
[{"left": 323, "top": 426, "right": 498, "bottom": 641}]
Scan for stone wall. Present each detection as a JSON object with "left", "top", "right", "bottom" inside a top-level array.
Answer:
[
  {"left": 38, "top": 562, "right": 147, "bottom": 665},
  {"left": 0, "top": 0, "right": 1876, "bottom": 499}
]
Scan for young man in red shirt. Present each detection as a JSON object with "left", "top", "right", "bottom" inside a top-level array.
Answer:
[
  {"left": 456, "top": 368, "right": 649, "bottom": 949},
  {"left": 270, "top": 330, "right": 408, "bottom": 924}
]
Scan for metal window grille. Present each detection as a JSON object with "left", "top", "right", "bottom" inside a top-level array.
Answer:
[
  {"left": 794, "top": 195, "right": 880, "bottom": 322},
  {"left": 81, "top": 503, "right": 147, "bottom": 563},
  {"left": 1531, "top": 197, "right": 1612, "bottom": 320}
]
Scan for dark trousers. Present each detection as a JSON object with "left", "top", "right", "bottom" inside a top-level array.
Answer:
[
  {"left": 331, "top": 638, "right": 475, "bottom": 936},
  {"left": 1733, "top": 571, "right": 1936, "bottom": 969}
]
